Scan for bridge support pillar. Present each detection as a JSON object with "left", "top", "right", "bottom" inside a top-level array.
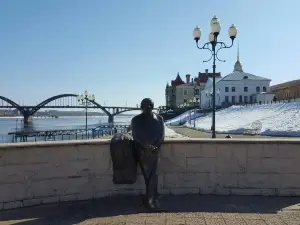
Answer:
[
  {"left": 23, "top": 111, "right": 32, "bottom": 124},
  {"left": 108, "top": 115, "right": 114, "bottom": 124},
  {"left": 23, "top": 116, "right": 33, "bottom": 124}
]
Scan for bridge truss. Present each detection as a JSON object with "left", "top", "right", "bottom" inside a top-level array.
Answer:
[{"left": 0, "top": 94, "right": 144, "bottom": 121}]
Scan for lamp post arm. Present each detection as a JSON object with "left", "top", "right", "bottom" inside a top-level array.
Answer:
[
  {"left": 196, "top": 41, "right": 211, "bottom": 50},
  {"left": 215, "top": 39, "right": 234, "bottom": 62},
  {"left": 196, "top": 41, "right": 215, "bottom": 63},
  {"left": 216, "top": 39, "right": 234, "bottom": 49}
]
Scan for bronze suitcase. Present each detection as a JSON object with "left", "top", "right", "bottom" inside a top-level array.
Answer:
[{"left": 110, "top": 133, "right": 137, "bottom": 184}]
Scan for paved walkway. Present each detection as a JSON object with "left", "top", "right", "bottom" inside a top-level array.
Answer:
[
  {"left": 168, "top": 127, "right": 299, "bottom": 139},
  {"left": 1, "top": 195, "right": 300, "bottom": 224}
]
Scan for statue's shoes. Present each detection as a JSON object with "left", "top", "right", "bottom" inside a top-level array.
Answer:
[
  {"left": 139, "top": 197, "right": 168, "bottom": 212},
  {"left": 147, "top": 200, "right": 168, "bottom": 212}
]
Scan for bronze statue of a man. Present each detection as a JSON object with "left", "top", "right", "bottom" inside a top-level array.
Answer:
[{"left": 131, "top": 98, "right": 165, "bottom": 211}]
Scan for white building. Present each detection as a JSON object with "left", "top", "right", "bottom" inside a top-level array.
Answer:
[{"left": 200, "top": 48, "right": 272, "bottom": 109}]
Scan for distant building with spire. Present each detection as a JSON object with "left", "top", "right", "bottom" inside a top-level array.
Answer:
[
  {"left": 200, "top": 44, "right": 274, "bottom": 109},
  {"left": 234, "top": 42, "right": 243, "bottom": 72},
  {"left": 165, "top": 70, "right": 222, "bottom": 108}
]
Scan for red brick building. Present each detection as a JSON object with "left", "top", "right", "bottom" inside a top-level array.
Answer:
[{"left": 165, "top": 70, "right": 222, "bottom": 108}]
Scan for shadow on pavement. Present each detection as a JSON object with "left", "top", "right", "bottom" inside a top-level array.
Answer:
[{"left": 1, "top": 195, "right": 300, "bottom": 225}]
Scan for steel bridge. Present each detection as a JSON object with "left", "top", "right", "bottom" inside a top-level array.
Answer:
[{"left": 0, "top": 94, "right": 148, "bottom": 123}]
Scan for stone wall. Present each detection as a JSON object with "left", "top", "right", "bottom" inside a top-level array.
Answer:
[{"left": 0, "top": 138, "right": 300, "bottom": 210}]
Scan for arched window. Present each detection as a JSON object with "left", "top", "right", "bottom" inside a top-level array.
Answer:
[
  {"left": 256, "top": 86, "right": 260, "bottom": 92},
  {"left": 262, "top": 86, "right": 267, "bottom": 92}
]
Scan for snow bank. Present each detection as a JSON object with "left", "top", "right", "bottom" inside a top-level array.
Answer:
[
  {"left": 165, "top": 110, "right": 201, "bottom": 126},
  {"left": 165, "top": 126, "right": 186, "bottom": 138},
  {"left": 186, "top": 102, "right": 300, "bottom": 137}
]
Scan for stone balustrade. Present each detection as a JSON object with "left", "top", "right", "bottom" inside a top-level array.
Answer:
[{"left": 0, "top": 138, "right": 299, "bottom": 210}]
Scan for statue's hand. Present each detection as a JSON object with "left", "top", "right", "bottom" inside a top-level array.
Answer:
[
  {"left": 149, "top": 145, "right": 158, "bottom": 152},
  {"left": 144, "top": 144, "right": 152, "bottom": 149},
  {"left": 143, "top": 144, "right": 154, "bottom": 149}
]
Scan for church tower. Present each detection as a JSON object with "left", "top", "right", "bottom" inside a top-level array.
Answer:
[{"left": 233, "top": 42, "right": 243, "bottom": 72}]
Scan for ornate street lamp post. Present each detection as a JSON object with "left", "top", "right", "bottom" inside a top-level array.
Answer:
[
  {"left": 77, "top": 90, "right": 95, "bottom": 139},
  {"left": 193, "top": 16, "right": 237, "bottom": 138}
]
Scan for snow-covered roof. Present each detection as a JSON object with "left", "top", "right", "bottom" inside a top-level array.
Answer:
[{"left": 219, "top": 71, "right": 271, "bottom": 81}]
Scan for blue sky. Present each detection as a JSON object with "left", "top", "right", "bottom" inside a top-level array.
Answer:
[{"left": 0, "top": 0, "right": 299, "bottom": 107}]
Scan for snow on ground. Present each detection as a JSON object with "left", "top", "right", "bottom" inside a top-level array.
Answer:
[
  {"left": 185, "top": 102, "right": 300, "bottom": 137},
  {"left": 165, "top": 126, "right": 187, "bottom": 138},
  {"left": 165, "top": 110, "right": 201, "bottom": 126}
]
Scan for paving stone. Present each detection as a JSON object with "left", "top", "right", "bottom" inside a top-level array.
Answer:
[
  {"left": 224, "top": 218, "right": 247, "bottom": 225},
  {"left": 0, "top": 195, "right": 300, "bottom": 225},
  {"left": 203, "top": 212, "right": 223, "bottom": 219},
  {"left": 222, "top": 213, "right": 242, "bottom": 219},
  {"left": 264, "top": 217, "right": 287, "bottom": 225},
  {"left": 240, "top": 213, "right": 262, "bottom": 220},
  {"left": 185, "top": 218, "right": 206, "bottom": 225},
  {"left": 243, "top": 219, "right": 267, "bottom": 225},
  {"left": 205, "top": 218, "right": 226, "bottom": 225}
]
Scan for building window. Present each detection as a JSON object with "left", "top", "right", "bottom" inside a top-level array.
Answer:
[
  {"left": 225, "top": 96, "right": 229, "bottom": 102},
  {"left": 194, "top": 89, "right": 199, "bottom": 95},
  {"left": 183, "top": 99, "right": 187, "bottom": 103},
  {"left": 244, "top": 96, "right": 248, "bottom": 103},
  {"left": 183, "top": 89, "right": 188, "bottom": 95},
  {"left": 250, "top": 96, "right": 253, "bottom": 103},
  {"left": 239, "top": 95, "right": 243, "bottom": 103},
  {"left": 232, "top": 96, "right": 236, "bottom": 104},
  {"left": 232, "top": 87, "right": 236, "bottom": 92},
  {"left": 256, "top": 86, "right": 260, "bottom": 92},
  {"left": 244, "top": 87, "right": 248, "bottom": 92},
  {"left": 262, "top": 86, "right": 267, "bottom": 92},
  {"left": 225, "top": 87, "right": 229, "bottom": 92}
]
